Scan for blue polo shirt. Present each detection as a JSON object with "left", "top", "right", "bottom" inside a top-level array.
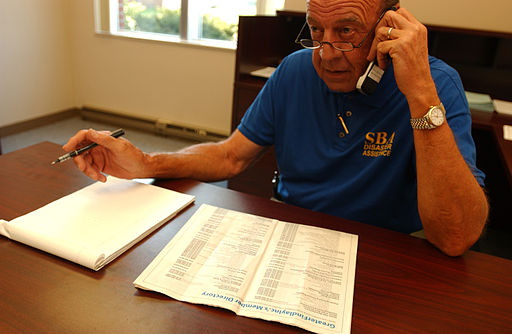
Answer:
[{"left": 238, "top": 49, "right": 484, "bottom": 233}]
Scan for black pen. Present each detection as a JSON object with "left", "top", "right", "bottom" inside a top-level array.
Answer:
[{"left": 51, "top": 129, "right": 125, "bottom": 165}]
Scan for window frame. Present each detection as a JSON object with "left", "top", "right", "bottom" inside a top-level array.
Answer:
[{"left": 94, "top": 0, "right": 282, "bottom": 50}]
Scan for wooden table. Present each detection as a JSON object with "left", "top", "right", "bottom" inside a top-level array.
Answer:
[{"left": 1, "top": 142, "right": 511, "bottom": 333}]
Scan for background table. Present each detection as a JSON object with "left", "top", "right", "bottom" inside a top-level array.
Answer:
[
  {"left": 1, "top": 142, "right": 511, "bottom": 333},
  {"left": 471, "top": 109, "right": 512, "bottom": 188}
]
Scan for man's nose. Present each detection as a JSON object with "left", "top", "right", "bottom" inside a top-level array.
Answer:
[
  {"left": 319, "top": 42, "right": 343, "bottom": 60},
  {"left": 320, "top": 30, "right": 344, "bottom": 60}
]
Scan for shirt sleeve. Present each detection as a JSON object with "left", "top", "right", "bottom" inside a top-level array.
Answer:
[{"left": 237, "top": 57, "right": 293, "bottom": 147}]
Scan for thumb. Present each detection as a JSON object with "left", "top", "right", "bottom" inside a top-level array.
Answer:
[{"left": 367, "top": 43, "right": 377, "bottom": 62}]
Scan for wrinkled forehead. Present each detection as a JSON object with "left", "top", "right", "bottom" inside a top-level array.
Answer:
[{"left": 307, "top": 0, "right": 381, "bottom": 25}]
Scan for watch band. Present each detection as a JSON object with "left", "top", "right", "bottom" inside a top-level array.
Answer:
[
  {"left": 410, "top": 103, "right": 445, "bottom": 130},
  {"left": 410, "top": 116, "right": 435, "bottom": 130}
]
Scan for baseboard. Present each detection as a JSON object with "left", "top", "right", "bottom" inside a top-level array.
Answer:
[
  {"left": 81, "top": 107, "right": 228, "bottom": 142},
  {"left": 0, "top": 107, "right": 228, "bottom": 143},
  {"left": 0, "top": 108, "right": 80, "bottom": 137},
  {"left": 80, "top": 107, "right": 156, "bottom": 134}
]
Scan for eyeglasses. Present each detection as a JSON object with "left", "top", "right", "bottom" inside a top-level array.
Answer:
[{"left": 295, "top": 7, "right": 394, "bottom": 52}]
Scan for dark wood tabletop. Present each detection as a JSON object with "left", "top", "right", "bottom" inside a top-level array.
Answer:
[{"left": 1, "top": 142, "right": 511, "bottom": 334}]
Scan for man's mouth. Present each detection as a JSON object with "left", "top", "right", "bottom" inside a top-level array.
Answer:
[{"left": 323, "top": 68, "right": 349, "bottom": 75}]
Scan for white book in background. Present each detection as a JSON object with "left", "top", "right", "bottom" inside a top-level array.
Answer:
[
  {"left": 465, "top": 91, "right": 494, "bottom": 112},
  {"left": 0, "top": 177, "right": 194, "bottom": 270},
  {"left": 250, "top": 66, "right": 276, "bottom": 78},
  {"left": 504, "top": 125, "right": 512, "bottom": 141},
  {"left": 134, "top": 204, "right": 358, "bottom": 334},
  {"left": 465, "top": 91, "right": 492, "bottom": 104},
  {"left": 494, "top": 99, "right": 512, "bottom": 116}
]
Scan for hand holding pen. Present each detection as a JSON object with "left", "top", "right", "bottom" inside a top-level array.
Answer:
[
  {"left": 52, "top": 128, "right": 125, "bottom": 164},
  {"left": 57, "top": 128, "right": 150, "bottom": 183}
]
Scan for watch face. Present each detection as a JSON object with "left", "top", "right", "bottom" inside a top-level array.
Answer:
[{"left": 430, "top": 107, "right": 445, "bottom": 126}]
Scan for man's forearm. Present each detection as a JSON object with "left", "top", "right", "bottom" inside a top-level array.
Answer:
[
  {"left": 144, "top": 143, "right": 244, "bottom": 181},
  {"left": 412, "top": 116, "right": 488, "bottom": 256},
  {"left": 143, "top": 130, "right": 265, "bottom": 182}
]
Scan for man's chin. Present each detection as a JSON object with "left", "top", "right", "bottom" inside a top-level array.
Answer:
[
  {"left": 320, "top": 72, "right": 357, "bottom": 92},
  {"left": 324, "top": 81, "right": 357, "bottom": 93},
  {"left": 314, "top": 64, "right": 358, "bottom": 92}
]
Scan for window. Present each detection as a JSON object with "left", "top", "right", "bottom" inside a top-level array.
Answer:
[{"left": 99, "top": 0, "right": 284, "bottom": 48}]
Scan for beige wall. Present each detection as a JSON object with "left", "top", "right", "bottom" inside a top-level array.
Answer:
[
  {"left": 0, "top": 0, "right": 75, "bottom": 126},
  {"left": 283, "top": 0, "right": 306, "bottom": 12},
  {"left": 70, "top": 1, "right": 234, "bottom": 135},
  {"left": 284, "top": 0, "right": 512, "bottom": 33},
  {"left": 1, "top": 0, "right": 235, "bottom": 135},
  {"left": 403, "top": 0, "right": 512, "bottom": 33}
]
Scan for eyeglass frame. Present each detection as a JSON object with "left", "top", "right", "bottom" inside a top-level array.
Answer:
[{"left": 294, "top": 6, "right": 396, "bottom": 52}]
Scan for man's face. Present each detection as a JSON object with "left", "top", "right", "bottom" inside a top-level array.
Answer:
[{"left": 307, "top": 0, "right": 381, "bottom": 92}]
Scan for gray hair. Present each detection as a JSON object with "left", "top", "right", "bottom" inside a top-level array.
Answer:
[
  {"left": 383, "top": 0, "right": 399, "bottom": 10},
  {"left": 306, "top": 0, "right": 400, "bottom": 13},
  {"left": 306, "top": 0, "right": 400, "bottom": 11}
]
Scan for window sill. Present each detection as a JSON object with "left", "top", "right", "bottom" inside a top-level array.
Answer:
[{"left": 95, "top": 29, "right": 236, "bottom": 52}]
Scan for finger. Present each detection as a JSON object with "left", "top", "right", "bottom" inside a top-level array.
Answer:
[
  {"left": 74, "top": 154, "right": 107, "bottom": 182},
  {"left": 394, "top": 7, "right": 421, "bottom": 26},
  {"left": 371, "top": 25, "right": 404, "bottom": 67},
  {"left": 375, "top": 43, "right": 392, "bottom": 69},
  {"left": 62, "top": 129, "right": 91, "bottom": 151},
  {"left": 87, "top": 129, "right": 125, "bottom": 151},
  {"left": 367, "top": 33, "right": 379, "bottom": 61},
  {"left": 386, "top": 26, "right": 393, "bottom": 40},
  {"left": 375, "top": 41, "right": 394, "bottom": 68},
  {"left": 63, "top": 128, "right": 120, "bottom": 152},
  {"left": 367, "top": 26, "right": 400, "bottom": 62},
  {"left": 83, "top": 152, "right": 108, "bottom": 182},
  {"left": 367, "top": 16, "right": 396, "bottom": 60},
  {"left": 367, "top": 9, "right": 413, "bottom": 61},
  {"left": 380, "top": 9, "right": 415, "bottom": 30}
]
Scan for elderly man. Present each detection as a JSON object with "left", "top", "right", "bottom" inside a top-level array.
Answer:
[{"left": 63, "top": 0, "right": 488, "bottom": 256}]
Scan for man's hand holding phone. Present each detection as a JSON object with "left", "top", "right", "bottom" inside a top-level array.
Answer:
[
  {"left": 366, "top": 7, "right": 438, "bottom": 105},
  {"left": 356, "top": 6, "right": 395, "bottom": 95}
]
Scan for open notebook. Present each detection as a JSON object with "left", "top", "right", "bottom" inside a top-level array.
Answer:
[{"left": 0, "top": 177, "right": 194, "bottom": 270}]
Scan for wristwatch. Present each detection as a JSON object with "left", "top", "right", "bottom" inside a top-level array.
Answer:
[{"left": 410, "top": 103, "right": 446, "bottom": 130}]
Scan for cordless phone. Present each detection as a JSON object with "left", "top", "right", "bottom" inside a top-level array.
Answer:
[
  {"left": 356, "top": 60, "right": 384, "bottom": 95},
  {"left": 356, "top": 6, "right": 398, "bottom": 95}
]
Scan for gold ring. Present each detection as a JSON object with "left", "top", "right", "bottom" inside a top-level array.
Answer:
[{"left": 387, "top": 27, "right": 393, "bottom": 40}]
